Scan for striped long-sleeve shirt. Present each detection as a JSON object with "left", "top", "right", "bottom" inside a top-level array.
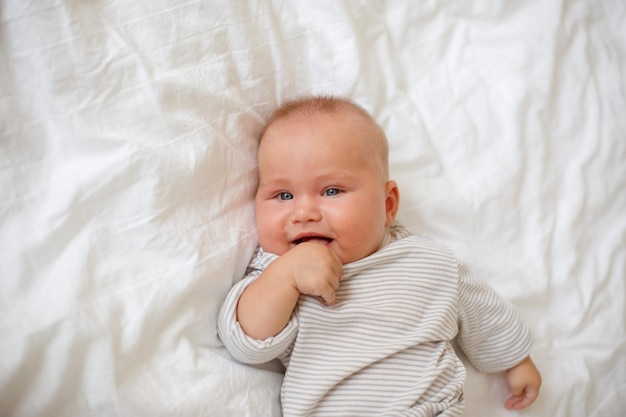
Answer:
[{"left": 218, "top": 224, "right": 533, "bottom": 417}]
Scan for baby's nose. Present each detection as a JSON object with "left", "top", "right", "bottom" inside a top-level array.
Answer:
[{"left": 291, "top": 197, "right": 322, "bottom": 223}]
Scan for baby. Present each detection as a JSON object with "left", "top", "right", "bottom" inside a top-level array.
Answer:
[{"left": 218, "top": 96, "right": 541, "bottom": 416}]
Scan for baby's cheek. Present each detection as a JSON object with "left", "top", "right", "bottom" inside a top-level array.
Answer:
[{"left": 262, "top": 226, "right": 294, "bottom": 256}]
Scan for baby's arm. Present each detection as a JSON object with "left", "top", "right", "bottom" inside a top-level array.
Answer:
[
  {"left": 504, "top": 356, "right": 542, "bottom": 410},
  {"left": 237, "top": 242, "right": 343, "bottom": 340},
  {"left": 456, "top": 262, "right": 541, "bottom": 410}
]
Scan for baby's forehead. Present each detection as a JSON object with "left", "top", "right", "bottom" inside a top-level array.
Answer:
[{"left": 261, "top": 106, "right": 389, "bottom": 179}]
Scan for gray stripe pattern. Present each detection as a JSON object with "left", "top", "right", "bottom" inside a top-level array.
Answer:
[{"left": 218, "top": 224, "right": 532, "bottom": 416}]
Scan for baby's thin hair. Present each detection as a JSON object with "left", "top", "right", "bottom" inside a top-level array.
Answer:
[
  {"left": 260, "top": 95, "right": 390, "bottom": 179},
  {"left": 263, "top": 95, "right": 373, "bottom": 133}
]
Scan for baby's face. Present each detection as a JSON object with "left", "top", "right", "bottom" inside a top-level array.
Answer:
[{"left": 255, "top": 110, "right": 397, "bottom": 264}]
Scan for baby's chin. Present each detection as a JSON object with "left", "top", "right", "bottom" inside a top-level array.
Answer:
[{"left": 339, "top": 237, "right": 389, "bottom": 265}]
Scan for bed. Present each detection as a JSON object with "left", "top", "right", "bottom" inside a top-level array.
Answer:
[{"left": 1, "top": 1, "right": 625, "bottom": 416}]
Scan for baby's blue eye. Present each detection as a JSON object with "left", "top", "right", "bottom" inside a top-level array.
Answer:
[
  {"left": 324, "top": 188, "right": 340, "bottom": 197},
  {"left": 278, "top": 192, "right": 293, "bottom": 200}
]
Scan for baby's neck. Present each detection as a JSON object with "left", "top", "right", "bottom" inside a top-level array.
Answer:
[{"left": 378, "top": 228, "right": 392, "bottom": 251}]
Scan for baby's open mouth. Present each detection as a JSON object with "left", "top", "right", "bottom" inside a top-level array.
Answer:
[{"left": 293, "top": 236, "right": 332, "bottom": 246}]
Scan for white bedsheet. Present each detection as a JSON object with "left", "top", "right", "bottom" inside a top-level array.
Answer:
[{"left": 1, "top": 1, "right": 625, "bottom": 416}]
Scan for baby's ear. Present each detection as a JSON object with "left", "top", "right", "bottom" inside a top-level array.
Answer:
[{"left": 384, "top": 180, "right": 400, "bottom": 226}]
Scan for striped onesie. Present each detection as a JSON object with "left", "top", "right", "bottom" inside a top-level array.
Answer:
[{"left": 218, "top": 224, "right": 532, "bottom": 416}]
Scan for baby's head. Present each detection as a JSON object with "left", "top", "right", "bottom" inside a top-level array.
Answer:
[{"left": 255, "top": 96, "right": 399, "bottom": 264}]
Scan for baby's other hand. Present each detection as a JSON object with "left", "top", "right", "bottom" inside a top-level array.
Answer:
[
  {"left": 504, "top": 356, "right": 541, "bottom": 410},
  {"left": 283, "top": 242, "right": 343, "bottom": 306}
]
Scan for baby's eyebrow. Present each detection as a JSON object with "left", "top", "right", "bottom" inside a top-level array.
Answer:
[
  {"left": 257, "top": 177, "right": 289, "bottom": 190},
  {"left": 314, "top": 169, "right": 356, "bottom": 181}
]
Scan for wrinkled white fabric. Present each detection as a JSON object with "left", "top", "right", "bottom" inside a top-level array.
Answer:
[{"left": 1, "top": 1, "right": 625, "bottom": 416}]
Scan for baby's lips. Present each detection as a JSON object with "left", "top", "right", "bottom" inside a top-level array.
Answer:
[
  {"left": 293, "top": 234, "right": 333, "bottom": 246},
  {"left": 304, "top": 237, "right": 332, "bottom": 246}
]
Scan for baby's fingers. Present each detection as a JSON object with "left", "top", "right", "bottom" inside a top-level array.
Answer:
[
  {"left": 505, "top": 386, "right": 539, "bottom": 410},
  {"left": 317, "top": 283, "right": 339, "bottom": 306}
]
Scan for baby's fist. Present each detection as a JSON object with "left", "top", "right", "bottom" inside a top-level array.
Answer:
[
  {"left": 505, "top": 356, "right": 541, "bottom": 410},
  {"left": 285, "top": 242, "right": 343, "bottom": 305}
]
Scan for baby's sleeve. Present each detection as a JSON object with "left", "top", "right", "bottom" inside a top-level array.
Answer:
[
  {"left": 456, "top": 262, "right": 533, "bottom": 373},
  {"left": 217, "top": 262, "right": 298, "bottom": 365}
]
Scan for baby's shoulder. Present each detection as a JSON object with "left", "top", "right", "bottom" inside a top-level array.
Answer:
[
  {"left": 389, "top": 223, "right": 456, "bottom": 260},
  {"left": 246, "top": 246, "right": 279, "bottom": 274}
]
